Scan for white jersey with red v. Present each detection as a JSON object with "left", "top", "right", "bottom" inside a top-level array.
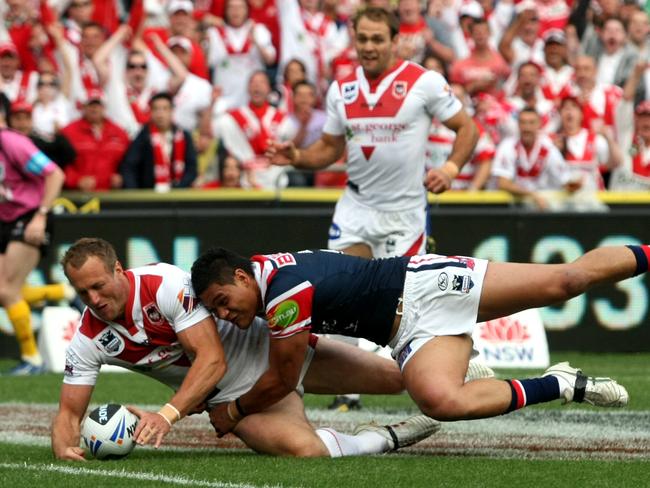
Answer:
[
  {"left": 63, "top": 263, "right": 210, "bottom": 389},
  {"left": 227, "top": 103, "right": 286, "bottom": 155},
  {"left": 561, "top": 128, "right": 608, "bottom": 190},
  {"left": 62, "top": 263, "right": 276, "bottom": 403},
  {"left": 323, "top": 60, "right": 462, "bottom": 212}
]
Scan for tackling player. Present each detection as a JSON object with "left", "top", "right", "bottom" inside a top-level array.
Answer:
[
  {"left": 191, "top": 246, "right": 635, "bottom": 435},
  {"left": 51, "top": 238, "right": 439, "bottom": 460}
]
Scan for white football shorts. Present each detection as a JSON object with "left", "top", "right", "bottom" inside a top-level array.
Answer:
[
  {"left": 206, "top": 318, "right": 315, "bottom": 406},
  {"left": 328, "top": 189, "right": 427, "bottom": 258},
  {"left": 388, "top": 254, "right": 488, "bottom": 370}
]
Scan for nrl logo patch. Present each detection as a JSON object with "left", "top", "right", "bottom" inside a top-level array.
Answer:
[
  {"left": 392, "top": 81, "right": 408, "bottom": 99},
  {"left": 269, "top": 300, "right": 299, "bottom": 329},
  {"left": 452, "top": 275, "right": 474, "bottom": 294},
  {"left": 341, "top": 81, "right": 359, "bottom": 104},
  {"left": 95, "top": 329, "right": 124, "bottom": 356},
  {"left": 143, "top": 302, "right": 164, "bottom": 325}
]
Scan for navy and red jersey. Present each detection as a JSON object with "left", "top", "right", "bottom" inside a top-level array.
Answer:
[{"left": 253, "top": 250, "right": 409, "bottom": 345}]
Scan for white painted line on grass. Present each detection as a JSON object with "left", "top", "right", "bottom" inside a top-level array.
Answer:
[{"left": 0, "top": 462, "right": 293, "bottom": 488}]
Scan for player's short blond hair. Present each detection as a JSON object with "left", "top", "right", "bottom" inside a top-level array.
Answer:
[
  {"left": 353, "top": 7, "right": 399, "bottom": 38},
  {"left": 61, "top": 237, "right": 118, "bottom": 275}
]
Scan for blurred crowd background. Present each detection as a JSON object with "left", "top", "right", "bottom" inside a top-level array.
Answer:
[{"left": 2, "top": 0, "right": 650, "bottom": 202}]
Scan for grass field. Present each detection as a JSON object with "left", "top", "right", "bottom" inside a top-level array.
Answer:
[{"left": 1, "top": 353, "right": 649, "bottom": 487}]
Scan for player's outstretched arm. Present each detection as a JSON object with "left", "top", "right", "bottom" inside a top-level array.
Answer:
[
  {"left": 266, "top": 133, "right": 346, "bottom": 170},
  {"left": 209, "top": 332, "right": 309, "bottom": 436},
  {"left": 131, "top": 316, "right": 227, "bottom": 448},
  {"left": 51, "top": 384, "right": 94, "bottom": 461}
]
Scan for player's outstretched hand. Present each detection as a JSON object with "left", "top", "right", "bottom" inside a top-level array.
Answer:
[
  {"left": 208, "top": 402, "right": 238, "bottom": 437},
  {"left": 424, "top": 167, "right": 453, "bottom": 194},
  {"left": 57, "top": 446, "right": 87, "bottom": 461},
  {"left": 265, "top": 139, "right": 298, "bottom": 166},
  {"left": 127, "top": 405, "right": 171, "bottom": 449}
]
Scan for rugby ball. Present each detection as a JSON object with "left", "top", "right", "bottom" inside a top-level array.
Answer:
[{"left": 81, "top": 404, "right": 139, "bottom": 460}]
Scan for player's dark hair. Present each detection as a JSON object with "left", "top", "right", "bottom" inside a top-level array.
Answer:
[
  {"left": 191, "top": 247, "right": 253, "bottom": 296},
  {"left": 353, "top": 7, "right": 399, "bottom": 38},
  {"left": 61, "top": 237, "right": 118, "bottom": 275}
]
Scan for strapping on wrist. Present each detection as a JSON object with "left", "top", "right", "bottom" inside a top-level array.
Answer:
[
  {"left": 441, "top": 161, "right": 460, "bottom": 180},
  {"left": 158, "top": 402, "right": 181, "bottom": 426}
]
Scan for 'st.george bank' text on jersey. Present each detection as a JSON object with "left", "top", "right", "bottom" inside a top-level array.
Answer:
[
  {"left": 323, "top": 60, "right": 462, "bottom": 212},
  {"left": 253, "top": 250, "right": 409, "bottom": 345},
  {"left": 63, "top": 263, "right": 271, "bottom": 403}
]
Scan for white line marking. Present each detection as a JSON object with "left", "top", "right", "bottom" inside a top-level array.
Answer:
[{"left": 0, "top": 462, "right": 292, "bottom": 488}]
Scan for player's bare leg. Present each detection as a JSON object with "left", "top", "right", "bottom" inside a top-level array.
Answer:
[
  {"left": 234, "top": 392, "right": 328, "bottom": 457},
  {"left": 0, "top": 242, "right": 43, "bottom": 374},
  {"left": 477, "top": 246, "right": 641, "bottom": 321},
  {"left": 303, "top": 336, "right": 403, "bottom": 395},
  {"left": 402, "top": 335, "right": 512, "bottom": 420},
  {"left": 401, "top": 247, "right": 642, "bottom": 421},
  {"left": 233, "top": 391, "right": 438, "bottom": 457}
]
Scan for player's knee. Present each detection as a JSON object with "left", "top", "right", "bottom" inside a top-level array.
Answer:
[
  {"left": 415, "top": 389, "right": 466, "bottom": 421},
  {"left": 284, "top": 439, "right": 329, "bottom": 457}
]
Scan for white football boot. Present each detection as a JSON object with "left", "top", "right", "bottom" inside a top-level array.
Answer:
[
  {"left": 465, "top": 358, "right": 495, "bottom": 382},
  {"left": 543, "top": 361, "right": 629, "bottom": 407},
  {"left": 353, "top": 415, "right": 441, "bottom": 451}
]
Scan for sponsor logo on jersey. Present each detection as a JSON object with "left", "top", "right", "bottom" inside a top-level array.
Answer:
[
  {"left": 341, "top": 81, "right": 359, "bottom": 104},
  {"left": 328, "top": 222, "right": 341, "bottom": 240},
  {"left": 392, "top": 81, "right": 407, "bottom": 99},
  {"left": 438, "top": 272, "right": 449, "bottom": 291},
  {"left": 143, "top": 302, "right": 164, "bottom": 325},
  {"left": 96, "top": 329, "right": 125, "bottom": 356},
  {"left": 269, "top": 300, "right": 299, "bottom": 329},
  {"left": 452, "top": 275, "right": 474, "bottom": 294}
]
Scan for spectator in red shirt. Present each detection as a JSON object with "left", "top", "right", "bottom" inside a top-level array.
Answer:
[
  {"left": 61, "top": 89, "right": 129, "bottom": 191},
  {"left": 450, "top": 18, "right": 511, "bottom": 97}
]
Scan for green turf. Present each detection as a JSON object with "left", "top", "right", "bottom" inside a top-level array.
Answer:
[
  {"left": 0, "top": 444, "right": 646, "bottom": 487},
  {"left": 1, "top": 353, "right": 648, "bottom": 487}
]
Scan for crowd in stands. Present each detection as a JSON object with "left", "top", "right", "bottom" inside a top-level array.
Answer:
[{"left": 2, "top": 0, "right": 650, "bottom": 206}]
